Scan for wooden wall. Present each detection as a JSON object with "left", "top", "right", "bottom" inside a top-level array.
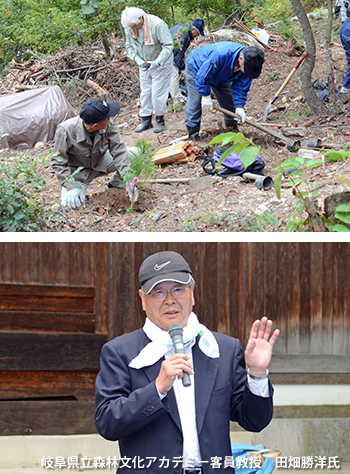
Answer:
[
  {"left": 0, "top": 243, "right": 108, "bottom": 435},
  {"left": 0, "top": 242, "right": 349, "bottom": 436},
  {"left": 106, "top": 242, "right": 350, "bottom": 355}
]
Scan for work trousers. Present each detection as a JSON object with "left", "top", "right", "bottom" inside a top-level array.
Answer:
[
  {"left": 185, "top": 66, "right": 236, "bottom": 128},
  {"left": 139, "top": 55, "right": 173, "bottom": 117},
  {"left": 340, "top": 27, "right": 350, "bottom": 89},
  {"left": 169, "top": 64, "right": 185, "bottom": 100}
]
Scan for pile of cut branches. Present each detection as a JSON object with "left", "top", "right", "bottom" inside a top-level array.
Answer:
[{"left": 0, "top": 37, "right": 140, "bottom": 107}]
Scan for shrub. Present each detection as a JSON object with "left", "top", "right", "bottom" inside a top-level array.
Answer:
[{"left": 0, "top": 149, "right": 47, "bottom": 231}]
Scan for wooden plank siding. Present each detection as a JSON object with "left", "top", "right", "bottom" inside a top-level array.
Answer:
[
  {"left": 0, "top": 242, "right": 349, "bottom": 436},
  {"left": 0, "top": 242, "right": 107, "bottom": 435}
]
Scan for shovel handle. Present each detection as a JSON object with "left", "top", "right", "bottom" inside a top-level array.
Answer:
[{"left": 271, "top": 50, "right": 308, "bottom": 102}]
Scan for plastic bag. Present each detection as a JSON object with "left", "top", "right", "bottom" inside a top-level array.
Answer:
[{"left": 0, "top": 85, "right": 76, "bottom": 149}]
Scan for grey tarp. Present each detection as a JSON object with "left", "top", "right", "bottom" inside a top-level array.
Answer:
[{"left": 0, "top": 85, "right": 76, "bottom": 149}]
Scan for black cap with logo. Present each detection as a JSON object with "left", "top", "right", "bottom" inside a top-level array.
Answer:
[
  {"left": 80, "top": 98, "right": 121, "bottom": 124},
  {"left": 139, "top": 251, "right": 192, "bottom": 294}
]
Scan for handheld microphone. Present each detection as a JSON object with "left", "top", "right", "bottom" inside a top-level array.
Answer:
[{"left": 168, "top": 322, "right": 191, "bottom": 387}]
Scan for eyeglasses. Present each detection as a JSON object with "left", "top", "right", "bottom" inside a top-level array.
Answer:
[{"left": 148, "top": 287, "right": 190, "bottom": 301}]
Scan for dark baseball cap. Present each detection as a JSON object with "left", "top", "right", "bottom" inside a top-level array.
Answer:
[
  {"left": 139, "top": 251, "right": 192, "bottom": 294},
  {"left": 242, "top": 47, "right": 264, "bottom": 79},
  {"left": 79, "top": 98, "right": 121, "bottom": 124},
  {"left": 191, "top": 18, "right": 205, "bottom": 36}
]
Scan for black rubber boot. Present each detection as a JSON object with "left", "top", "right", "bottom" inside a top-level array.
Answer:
[
  {"left": 186, "top": 124, "right": 200, "bottom": 141},
  {"left": 224, "top": 117, "right": 239, "bottom": 132},
  {"left": 153, "top": 116, "right": 165, "bottom": 133},
  {"left": 135, "top": 116, "right": 153, "bottom": 133}
]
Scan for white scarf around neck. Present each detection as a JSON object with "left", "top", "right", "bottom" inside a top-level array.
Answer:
[{"left": 129, "top": 312, "right": 220, "bottom": 369}]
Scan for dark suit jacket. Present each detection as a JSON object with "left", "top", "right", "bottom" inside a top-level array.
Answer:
[{"left": 95, "top": 328, "right": 274, "bottom": 474}]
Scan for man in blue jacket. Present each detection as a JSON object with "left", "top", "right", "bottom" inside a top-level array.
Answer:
[
  {"left": 169, "top": 18, "right": 205, "bottom": 101},
  {"left": 340, "top": 8, "right": 350, "bottom": 94},
  {"left": 95, "top": 250, "right": 280, "bottom": 473},
  {"left": 185, "top": 42, "right": 264, "bottom": 141}
]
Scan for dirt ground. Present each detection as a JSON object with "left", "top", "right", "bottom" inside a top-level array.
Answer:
[{"left": 11, "top": 14, "right": 350, "bottom": 232}]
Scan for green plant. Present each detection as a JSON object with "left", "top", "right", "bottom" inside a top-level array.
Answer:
[
  {"left": 207, "top": 131, "right": 261, "bottom": 171},
  {"left": 274, "top": 155, "right": 324, "bottom": 232},
  {"left": 183, "top": 219, "right": 196, "bottom": 232},
  {"left": 327, "top": 177, "right": 350, "bottom": 232},
  {"left": 275, "top": 20, "right": 302, "bottom": 49},
  {"left": 277, "top": 105, "right": 312, "bottom": 123},
  {"left": 168, "top": 101, "right": 183, "bottom": 114},
  {"left": 0, "top": 0, "right": 92, "bottom": 69},
  {"left": 234, "top": 210, "right": 278, "bottom": 232},
  {"left": 0, "top": 150, "right": 48, "bottom": 231},
  {"left": 324, "top": 150, "right": 350, "bottom": 162},
  {"left": 328, "top": 204, "right": 350, "bottom": 232},
  {"left": 122, "top": 140, "right": 156, "bottom": 211}
]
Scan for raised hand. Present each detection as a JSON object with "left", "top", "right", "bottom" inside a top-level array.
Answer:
[{"left": 245, "top": 317, "right": 280, "bottom": 376}]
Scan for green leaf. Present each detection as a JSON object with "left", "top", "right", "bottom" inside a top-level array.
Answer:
[
  {"left": 221, "top": 133, "right": 241, "bottom": 146},
  {"left": 336, "top": 176, "right": 350, "bottom": 190},
  {"left": 287, "top": 169, "right": 303, "bottom": 176},
  {"left": 214, "top": 145, "right": 237, "bottom": 169},
  {"left": 328, "top": 224, "right": 350, "bottom": 232},
  {"left": 285, "top": 223, "right": 297, "bottom": 232},
  {"left": 278, "top": 157, "right": 304, "bottom": 169},
  {"left": 240, "top": 146, "right": 261, "bottom": 169},
  {"left": 208, "top": 133, "right": 237, "bottom": 145},
  {"left": 311, "top": 190, "right": 321, "bottom": 197},
  {"left": 274, "top": 172, "right": 282, "bottom": 200},
  {"left": 305, "top": 159, "right": 324, "bottom": 168},
  {"left": 81, "top": 4, "right": 96, "bottom": 14},
  {"left": 295, "top": 196, "right": 305, "bottom": 216},
  {"left": 335, "top": 204, "right": 350, "bottom": 213},
  {"left": 335, "top": 212, "right": 350, "bottom": 224}
]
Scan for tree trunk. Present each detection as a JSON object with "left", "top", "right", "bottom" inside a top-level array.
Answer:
[
  {"left": 289, "top": 0, "right": 320, "bottom": 115},
  {"left": 325, "top": 0, "right": 336, "bottom": 105},
  {"left": 108, "top": 0, "right": 125, "bottom": 41},
  {"left": 99, "top": 27, "right": 111, "bottom": 60}
]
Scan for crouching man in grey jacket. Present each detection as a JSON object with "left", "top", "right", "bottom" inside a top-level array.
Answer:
[{"left": 52, "top": 98, "right": 138, "bottom": 210}]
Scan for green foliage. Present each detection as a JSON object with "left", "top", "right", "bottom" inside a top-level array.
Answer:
[
  {"left": 0, "top": 0, "right": 93, "bottom": 67},
  {"left": 123, "top": 140, "right": 156, "bottom": 186},
  {"left": 274, "top": 20, "right": 301, "bottom": 48},
  {"left": 327, "top": 178, "right": 350, "bottom": 232},
  {"left": 0, "top": 0, "right": 122, "bottom": 70},
  {"left": 80, "top": 0, "right": 100, "bottom": 15},
  {"left": 172, "top": 26, "right": 190, "bottom": 51},
  {"left": 324, "top": 150, "right": 350, "bottom": 162},
  {"left": 208, "top": 131, "right": 261, "bottom": 171},
  {"left": 0, "top": 0, "right": 331, "bottom": 73},
  {"left": 328, "top": 203, "right": 350, "bottom": 232},
  {"left": 274, "top": 156, "right": 323, "bottom": 232},
  {"left": 0, "top": 150, "right": 48, "bottom": 231},
  {"left": 168, "top": 101, "right": 183, "bottom": 113},
  {"left": 122, "top": 140, "right": 156, "bottom": 210}
]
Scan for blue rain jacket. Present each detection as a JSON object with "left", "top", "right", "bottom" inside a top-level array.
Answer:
[{"left": 187, "top": 41, "right": 253, "bottom": 108}]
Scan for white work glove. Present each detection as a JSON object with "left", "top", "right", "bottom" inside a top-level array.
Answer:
[
  {"left": 201, "top": 95, "right": 213, "bottom": 111},
  {"left": 235, "top": 107, "right": 246, "bottom": 123},
  {"left": 62, "top": 188, "right": 85, "bottom": 210},
  {"left": 136, "top": 56, "right": 146, "bottom": 68},
  {"left": 147, "top": 60, "right": 159, "bottom": 70},
  {"left": 126, "top": 181, "right": 139, "bottom": 203}
]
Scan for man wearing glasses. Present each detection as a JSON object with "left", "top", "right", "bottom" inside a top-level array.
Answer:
[{"left": 95, "top": 251, "right": 280, "bottom": 473}]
